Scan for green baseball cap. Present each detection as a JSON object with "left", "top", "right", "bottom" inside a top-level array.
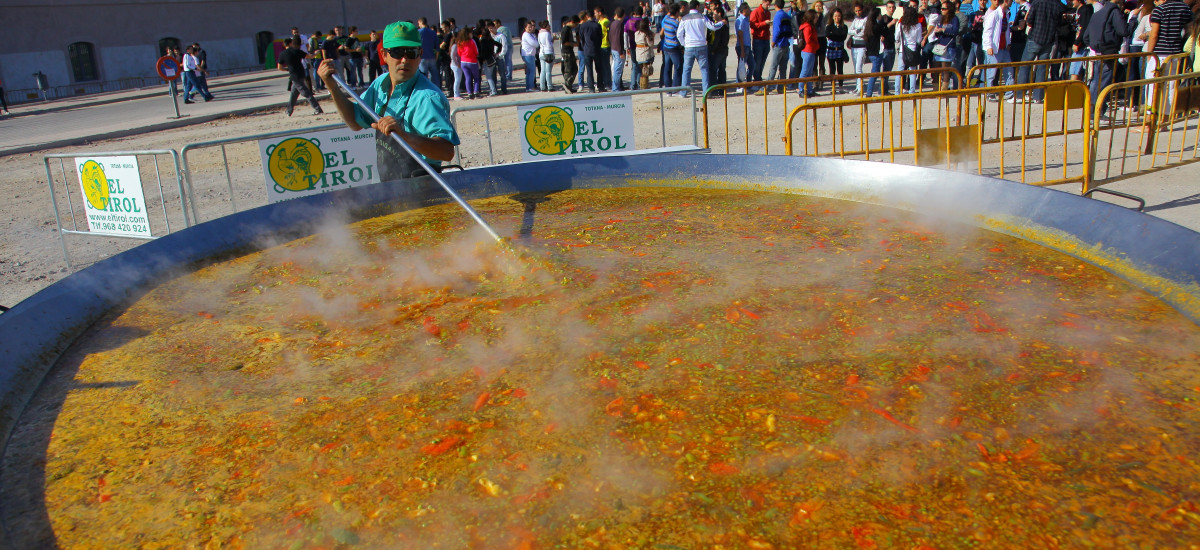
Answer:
[{"left": 382, "top": 21, "right": 420, "bottom": 48}]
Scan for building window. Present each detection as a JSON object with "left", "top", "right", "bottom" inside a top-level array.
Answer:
[
  {"left": 68, "top": 42, "right": 99, "bottom": 82},
  {"left": 255, "top": 31, "right": 275, "bottom": 64},
  {"left": 158, "top": 37, "right": 181, "bottom": 57}
]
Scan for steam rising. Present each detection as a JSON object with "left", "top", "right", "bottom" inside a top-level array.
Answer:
[{"left": 6, "top": 188, "right": 1200, "bottom": 548}]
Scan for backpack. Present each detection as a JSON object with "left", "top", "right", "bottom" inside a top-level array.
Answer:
[{"left": 779, "top": 14, "right": 796, "bottom": 40}]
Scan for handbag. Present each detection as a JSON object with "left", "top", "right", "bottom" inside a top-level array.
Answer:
[
  {"left": 541, "top": 53, "right": 554, "bottom": 63},
  {"left": 902, "top": 43, "right": 921, "bottom": 68},
  {"left": 931, "top": 43, "right": 948, "bottom": 57}
]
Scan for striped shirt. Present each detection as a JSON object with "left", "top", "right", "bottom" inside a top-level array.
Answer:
[
  {"left": 1150, "top": 0, "right": 1193, "bottom": 55},
  {"left": 662, "top": 15, "right": 680, "bottom": 49}
]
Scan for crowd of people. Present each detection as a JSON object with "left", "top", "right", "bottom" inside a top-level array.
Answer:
[
  {"left": 732, "top": 0, "right": 1196, "bottom": 107},
  {"left": 275, "top": 0, "right": 1197, "bottom": 106},
  {"left": 269, "top": 0, "right": 1194, "bottom": 114}
]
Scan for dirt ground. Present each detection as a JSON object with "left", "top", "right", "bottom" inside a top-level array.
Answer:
[
  {"left": 2, "top": 67, "right": 1194, "bottom": 309},
  {"left": 0, "top": 86, "right": 715, "bottom": 308}
]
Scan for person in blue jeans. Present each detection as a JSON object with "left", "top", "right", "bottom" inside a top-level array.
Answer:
[
  {"left": 676, "top": 0, "right": 724, "bottom": 97},
  {"left": 521, "top": 20, "right": 540, "bottom": 91},
  {"left": 659, "top": 5, "right": 684, "bottom": 92}
]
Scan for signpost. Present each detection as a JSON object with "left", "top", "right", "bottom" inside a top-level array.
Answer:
[{"left": 155, "top": 55, "right": 183, "bottom": 119}]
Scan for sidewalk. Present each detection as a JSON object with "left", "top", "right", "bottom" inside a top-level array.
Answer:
[
  {"left": 0, "top": 71, "right": 310, "bottom": 156},
  {"left": 2, "top": 71, "right": 282, "bottom": 118}
]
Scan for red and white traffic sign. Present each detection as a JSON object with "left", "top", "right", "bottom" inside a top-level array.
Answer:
[{"left": 156, "top": 56, "right": 181, "bottom": 81}]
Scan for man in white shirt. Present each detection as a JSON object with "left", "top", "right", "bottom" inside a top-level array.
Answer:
[
  {"left": 181, "top": 45, "right": 213, "bottom": 103},
  {"left": 982, "top": 0, "right": 1016, "bottom": 100},
  {"left": 677, "top": 0, "right": 726, "bottom": 97}
]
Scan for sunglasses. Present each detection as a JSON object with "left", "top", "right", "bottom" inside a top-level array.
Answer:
[{"left": 385, "top": 47, "right": 420, "bottom": 60}]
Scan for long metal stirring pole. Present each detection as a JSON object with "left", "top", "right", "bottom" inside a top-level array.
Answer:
[{"left": 328, "top": 74, "right": 503, "bottom": 243}]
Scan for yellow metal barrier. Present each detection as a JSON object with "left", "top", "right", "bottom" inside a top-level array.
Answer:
[
  {"left": 964, "top": 51, "right": 1158, "bottom": 88},
  {"left": 701, "top": 67, "right": 964, "bottom": 154},
  {"left": 1155, "top": 52, "right": 1194, "bottom": 78},
  {"left": 1089, "top": 70, "right": 1200, "bottom": 192},
  {"left": 784, "top": 80, "right": 1092, "bottom": 188}
]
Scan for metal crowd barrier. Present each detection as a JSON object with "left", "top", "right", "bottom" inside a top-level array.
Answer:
[
  {"left": 1089, "top": 70, "right": 1200, "bottom": 192},
  {"left": 964, "top": 51, "right": 1158, "bottom": 88},
  {"left": 784, "top": 80, "right": 1093, "bottom": 188},
  {"left": 701, "top": 67, "right": 964, "bottom": 154},
  {"left": 449, "top": 86, "right": 698, "bottom": 167},
  {"left": 42, "top": 150, "right": 188, "bottom": 268},
  {"left": 179, "top": 123, "right": 344, "bottom": 223}
]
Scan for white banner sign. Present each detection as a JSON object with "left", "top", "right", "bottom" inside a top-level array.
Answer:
[
  {"left": 259, "top": 127, "right": 379, "bottom": 203},
  {"left": 76, "top": 156, "right": 152, "bottom": 238},
  {"left": 517, "top": 96, "right": 635, "bottom": 161}
]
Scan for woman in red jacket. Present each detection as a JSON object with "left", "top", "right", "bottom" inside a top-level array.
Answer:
[
  {"left": 798, "top": 9, "right": 820, "bottom": 98},
  {"left": 457, "top": 28, "right": 481, "bottom": 99}
]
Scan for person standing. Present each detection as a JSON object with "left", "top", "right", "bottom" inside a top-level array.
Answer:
[
  {"left": 418, "top": 19, "right": 441, "bottom": 89},
  {"left": 596, "top": 7, "right": 614, "bottom": 91},
  {"left": 929, "top": 3, "right": 960, "bottom": 90},
  {"left": 865, "top": 7, "right": 888, "bottom": 95},
  {"left": 561, "top": 15, "right": 581, "bottom": 93},
  {"left": 735, "top": 4, "right": 756, "bottom": 82},
  {"left": 308, "top": 31, "right": 325, "bottom": 90},
  {"left": 625, "top": 7, "right": 646, "bottom": 89},
  {"left": 1069, "top": 0, "right": 1095, "bottom": 81},
  {"left": 191, "top": 43, "right": 215, "bottom": 100},
  {"left": 323, "top": 31, "right": 343, "bottom": 87},
  {"left": 181, "top": 45, "right": 213, "bottom": 103},
  {"left": 796, "top": 9, "right": 820, "bottom": 96},
  {"left": 708, "top": 2, "right": 731, "bottom": 92},
  {"left": 635, "top": 18, "right": 658, "bottom": 89},
  {"left": 477, "top": 26, "right": 503, "bottom": 96},
  {"left": 1017, "top": 0, "right": 1066, "bottom": 101},
  {"left": 277, "top": 38, "right": 324, "bottom": 115},
  {"left": 457, "top": 28, "right": 481, "bottom": 99},
  {"left": 521, "top": 20, "right": 540, "bottom": 92},
  {"left": 364, "top": 30, "right": 383, "bottom": 82},
  {"left": 982, "top": 0, "right": 1016, "bottom": 100},
  {"left": 0, "top": 75, "right": 9, "bottom": 115},
  {"left": 659, "top": 3, "right": 685, "bottom": 91},
  {"left": 1084, "top": 0, "right": 1129, "bottom": 115},
  {"left": 896, "top": 5, "right": 924, "bottom": 92},
  {"left": 611, "top": 8, "right": 629, "bottom": 91},
  {"left": 579, "top": 11, "right": 604, "bottom": 92},
  {"left": 678, "top": 0, "right": 725, "bottom": 97},
  {"left": 487, "top": 22, "right": 510, "bottom": 95},
  {"left": 538, "top": 20, "right": 556, "bottom": 91},
  {"left": 847, "top": 2, "right": 870, "bottom": 94},
  {"left": 826, "top": 8, "right": 849, "bottom": 91},
  {"left": 448, "top": 27, "right": 464, "bottom": 100},
  {"left": 763, "top": 0, "right": 795, "bottom": 94},
  {"left": 750, "top": 0, "right": 774, "bottom": 83},
  {"left": 1142, "top": 0, "right": 1191, "bottom": 109},
  {"left": 493, "top": 19, "right": 513, "bottom": 84},
  {"left": 347, "top": 26, "right": 365, "bottom": 87},
  {"left": 654, "top": 0, "right": 667, "bottom": 29}
]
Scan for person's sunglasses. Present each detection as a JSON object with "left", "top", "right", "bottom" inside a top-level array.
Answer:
[{"left": 385, "top": 47, "right": 420, "bottom": 60}]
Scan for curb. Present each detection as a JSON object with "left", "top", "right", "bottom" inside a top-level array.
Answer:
[
  {"left": 7, "top": 72, "right": 286, "bottom": 118},
  {"left": 1, "top": 92, "right": 332, "bottom": 157}
]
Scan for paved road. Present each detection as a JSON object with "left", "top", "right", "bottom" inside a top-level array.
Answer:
[{"left": 0, "top": 72, "right": 297, "bottom": 156}]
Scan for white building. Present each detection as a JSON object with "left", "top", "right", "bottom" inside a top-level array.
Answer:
[{"left": 1, "top": 0, "right": 585, "bottom": 100}]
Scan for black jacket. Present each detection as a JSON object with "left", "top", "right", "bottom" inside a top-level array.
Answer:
[
  {"left": 578, "top": 20, "right": 603, "bottom": 56},
  {"left": 1084, "top": 1, "right": 1128, "bottom": 54}
]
